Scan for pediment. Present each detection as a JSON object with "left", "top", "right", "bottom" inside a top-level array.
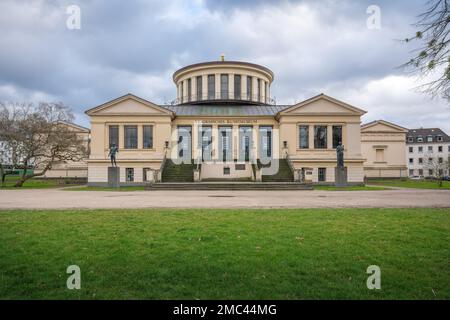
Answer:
[
  {"left": 85, "top": 94, "right": 173, "bottom": 117},
  {"left": 279, "top": 94, "right": 366, "bottom": 116},
  {"left": 361, "top": 120, "right": 408, "bottom": 133}
]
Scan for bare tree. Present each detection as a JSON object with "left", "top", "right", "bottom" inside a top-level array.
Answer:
[
  {"left": 402, "top": 0, "right": 450, "bottom": 99},
  {"left": 0, "top": 102, "right": 87, "bottom": 187},
  {"left": 423, "top": 153, "right": 449, "bottom": 187}
]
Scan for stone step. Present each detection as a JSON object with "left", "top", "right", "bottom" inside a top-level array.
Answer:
[{"left": 145, "top": 182, "right": 313, "bottom": 191}]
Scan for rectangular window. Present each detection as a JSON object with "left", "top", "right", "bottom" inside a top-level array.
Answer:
[
  {"left": 314, "top": 126, "right": 327, "bottom": 149},
  {"left": 234, "top": 75, "right": 241, "bottom": 100},
  {"left": 208, "top": 74, "right": 215, "bottom": 100},
  {"left": 220, "top": 74, "right": 228, "bottom": 99},
  {"left": 318, "top": 168, "right": 326, "bottom": 182},
  {"left": 418, "top": 158, "right": 423, "bottom": 164},
  {"left": 196, "top": 76, "right": 202, "bottom": 100},
  {"left": 418, "top": 169, "right": 423, "bottom": 176},
  {"left": 126, "top": 168, "right": 134, "bottom": 182},
  {"left": 265, "top": 82, "right": 269, "bottom": 103},
  {"left": 448, "top": 146, "right": 450, "bottom": 152},
  {"left": 143, "top": 125, "right": 153, "bottom": 149},
  {"left": 439, "top": 157, "right": 443, "bottom": 164},
  {"left": 257, "top": 79, "right": 261, "bottom": 102},
  {"left": 299, "top": 126, "right": 309, "bottom": 149},
  {"left": 409, "top": 158, "right": 413, "bottom": 164},
  {"left": 109, "top": 125, "right": 119, "bottom": 148},
  {"left": 187, "top": 78, "right": 192, "bottom": 102},
  {"left": 428, "top": 146, "right": 433, "bottom": 152},
  {"left": 332, "top": 125, "right": 342, "bottom": 149},
  {"left": 180, "top": 81, "right": 184, "bottom": 103},
  {"left": 247, "top": 76, "right": 252, "bottom": 100},
  {"left": 438, "top": 146, "right": 443, "bottom": 152},
  {"left": 124, "top": 126, "right": 138, "bottom": 149},
  {"left": 376, "top": 149, "right": 384, "bottom": 162},
  {"left": 418, "top": 146, "right": 423, "bottom": 153},
  {"left": 427, "top": 136, "right": 433, "bottom": 142},
  {"left": 143, "top": 168, "right": 151, "bottom": 182},
  {"left": 409, "top": 169, "right": 414, "bottom": 176},
  {"left": 409, "top": 147, "right": 413, "bottom": 153},
  {"left": 429, "top": 169, "right": 433, "bottom": 176}
]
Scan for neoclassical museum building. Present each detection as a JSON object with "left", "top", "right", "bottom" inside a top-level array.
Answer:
[{"left": 85, "top": 59, "right": 368, "bottom": 186}]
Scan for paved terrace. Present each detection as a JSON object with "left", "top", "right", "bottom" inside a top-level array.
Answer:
[{"left": 0, "top": 188, "right": 449, "bottom": 209}]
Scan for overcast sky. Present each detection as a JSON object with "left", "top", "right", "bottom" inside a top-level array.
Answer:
[{"left": 0, "top": 0, "right": 449, "bottom": 132}]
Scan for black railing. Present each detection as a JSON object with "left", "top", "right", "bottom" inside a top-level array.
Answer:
[{"left": 170, "top": 92, "right": 276, "bottom": 105}]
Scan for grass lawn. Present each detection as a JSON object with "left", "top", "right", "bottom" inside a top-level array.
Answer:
[
  {"left": 0, "top": 208, "right": 449, "bottom": 300},
  {"left": 369, "top": 179, "right": 450, "bottom": 189},
  {"left": 314, "top": 185, "right": 388, "bottom": 191},
  {"left": 0, "top": 176, "right": 83, "bottom": 189}
]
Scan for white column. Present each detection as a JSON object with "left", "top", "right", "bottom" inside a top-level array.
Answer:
[
  {"left": 242, "top": 76, "right": 247, "bottom": 101},
  {"left": 215, "top": 74, "right": 220, "bottom": 100},
  {"left": 202, "top": 75, "right": 207, "bottom": 101},
  {"left": 229, "top": 73, "right": 234, "bottom": 100}
]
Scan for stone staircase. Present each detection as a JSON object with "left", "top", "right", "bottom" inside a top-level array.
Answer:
[
  {"left": 161, "top": 160, "right": 195, "bottom": 182},
  {"left": 260, "top": 159, "right": 294, "bottom": 182}
]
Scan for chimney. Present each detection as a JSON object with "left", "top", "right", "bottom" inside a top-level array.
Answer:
[{"left": 220, "top": 53, "right": 225, "bottom": 61}]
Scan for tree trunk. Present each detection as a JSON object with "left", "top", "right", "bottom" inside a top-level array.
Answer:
[
  {"left": 0, "top": 163, "right": 5, "bottom": 187},
  {"left": 14, "top": 163, "right": 51, "bottom": 188}
]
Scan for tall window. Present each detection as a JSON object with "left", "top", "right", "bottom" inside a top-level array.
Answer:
[
  {"left": 409, "top": 147, "right": 413, "bottom": 153},
  {"left": 109, "top": 125, "right": 119, "bottom": 148},
  {"left": 257, "top": 79, "right": 261, "bottom": 102},
  {"left": 143, "top": 168, "right": 151, "bottom": 182},
  {"left": 207, "top": 75, "right": 215, "bottom": 100},
  {"left": 220, "top": 74, "right": 228, "bottom": 99},
  {"left": 143, "top": 125, "right": 153, "bottom": 149},
  {"left": 124, "top": 126, "right": 137, "bottom": 149},
  {"left": 196, "top": 76, "right": 202, "bottom": 100},
  {"left": 180, "top": 81, "right": 184, "bottom": 103},
  {"left": 332, "top": 125, "right": 342, "bottom": 148},
  {"left": 247, "top": 76, "right": 252, "bottom": 100},
  {"left": 265, "top": 82, "right": 269, "bottom": 103},
  {"left": 314, "top": 126, "right": 327, "bottom": 149},
  {"left": 234, "top": 75, "right": 241, "bottom": 100},
  {"left": 318, "top": 168, "right": 326, "bottom": 182},
  {"left": 126, "top": 168, "right": 134, "bottom": 182},
  {"left": 299, "top": 126, "right": 309, "bottom": 149},
  {"left": 187, "top": 78, "right": 192, "bottom": 102}
]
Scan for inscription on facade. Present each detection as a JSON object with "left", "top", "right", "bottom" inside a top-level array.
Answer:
[{"left": 198, "top": 119, "right": 258, "bottom": 124}]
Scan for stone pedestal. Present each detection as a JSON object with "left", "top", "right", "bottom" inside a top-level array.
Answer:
[
  {"left": 335, "top": 167, "right": 348, "bottom": 187},
  {"left": 108, "top": 167, "right": 120, "bottom": 188}
]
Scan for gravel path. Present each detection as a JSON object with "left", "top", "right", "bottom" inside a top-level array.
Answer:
[{"left": 0, "top": 188, "right": 449, "bottom": 209}]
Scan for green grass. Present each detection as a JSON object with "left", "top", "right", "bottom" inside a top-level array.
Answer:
[
  {"left": 66, "top": 186, "right": 145, "bottom": 191},
  {"left": 0, "top": 208, "right": 449, "bottom": 300},
  {"left": 0, "top": 176, "right": 79, "bottom": 189},
  {"left": 369, "top": 179, "right": 450, "bottom": 189},
  {"left": 314, "top": 185, "right": 388, "bottom": 191}
]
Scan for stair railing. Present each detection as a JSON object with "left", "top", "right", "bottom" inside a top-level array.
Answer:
[
  {"left": 285, "top": 153, "right": 300, "bottom": 182},
  {"left": 154, "top": 149, "right": 167, "bottom": 182}
]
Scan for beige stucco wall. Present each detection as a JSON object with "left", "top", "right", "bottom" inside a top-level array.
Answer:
[
  {"left": 86, "top": 94, "right": 366, "bottom": 184},
  {"left": 361, "top": 122, "right": 407, "bottom": 178},
  {"left": 173, "top": 62, "right": 273, "bottom": 104}
]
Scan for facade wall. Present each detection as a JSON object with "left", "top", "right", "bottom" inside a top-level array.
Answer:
[
  {"left": 406, "top": 142, "right": 450, "bottom": 176},
  {"left": 361, "top": 123, "right": 407, "bottom": 178}
]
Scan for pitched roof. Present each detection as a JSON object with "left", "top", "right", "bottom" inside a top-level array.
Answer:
[
  {"left": 163, "top": 104, "right": 290, "bottom": 116},
  {"left": 406, "top": 128, "right": 450, "bottom": 143},
  {"left": 277, "top": 93, "right": 367, "bottom": 116},
  {"left": 361, "top": 119, "right": 408, "bottom": 132}
]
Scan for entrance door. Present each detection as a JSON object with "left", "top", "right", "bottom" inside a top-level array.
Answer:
[
  {"left": 177, "top": 126, "right": 192, "bottom": 162},
  {"left": 199, "top": 126, "right": 212, "bottom": 162},
  {"left": 259, "top": 126, "right": 273, "bottom": 161},
  {"left": 218, "top": 126, "right": 232, "bottom": 162},
  {"left": 239, "top": 126, "right": 252, "bottom": 162}
]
